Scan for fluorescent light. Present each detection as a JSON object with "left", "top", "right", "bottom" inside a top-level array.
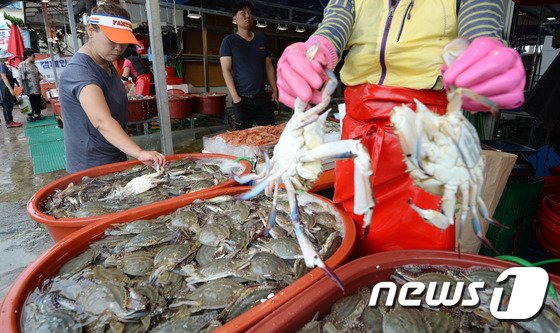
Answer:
[
  {"left": 187, "top": 10, "right": 201, "bottom": 19},
  {"left": 256, "top": 21, "right": 267, "bottom": 28},
  {"left": 295, "top": 26, "right": 305, "bottom": 33},
  {"left": 277, "top": 24, "right": 287, "bottom": 31},
  {"left": 41, "top": 0, "right": 49, "bottom": 3},
  {"left": 547, "top": 17, "right": 556, "bottom": 21}
]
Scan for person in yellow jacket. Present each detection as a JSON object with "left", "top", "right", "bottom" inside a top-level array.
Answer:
[{"left": 276, "top": 0, "right": 525, "bottom": 256}]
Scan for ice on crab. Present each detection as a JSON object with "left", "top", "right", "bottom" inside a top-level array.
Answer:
[
  {"left": 237, "top": 68, "right": 375, "bottom": 291},
  {"left": 390, "top": 88, "right": 500, "bottom": 253}
]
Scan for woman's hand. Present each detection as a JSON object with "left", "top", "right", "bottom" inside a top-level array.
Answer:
[
  {"left": 443, "top": 37, "right": 525, "bottom": 111},
  {"left": 137, "top": 150, "right": 166, "bottom": 169},
  {"left": 277, "top": 35, "right": 337, "bottom": 108}
]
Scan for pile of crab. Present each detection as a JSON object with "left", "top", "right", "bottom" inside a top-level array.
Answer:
[
  {"left": 43, "top": 157, "right": 244, "bottom": 218},
  {"left": 299, "top": 265, "right": 560, "bottom": 332},
  {"left": 23, "top": 191, "right": 344, "bottom": 332}
]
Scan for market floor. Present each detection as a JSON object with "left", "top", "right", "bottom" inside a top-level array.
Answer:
[{"left": 0, "top": 107, "right": 64, "bottom": 299}]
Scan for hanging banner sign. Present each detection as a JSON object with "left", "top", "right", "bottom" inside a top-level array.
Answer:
[
  {"left": 35, "top": 55, "right": 72, "bottom": 82},
  {"left": 11, "top": 54, "right": 72, "bottom": 82},
  {"left": 0, "top": 30, "right": 9, "bottom": 50}
]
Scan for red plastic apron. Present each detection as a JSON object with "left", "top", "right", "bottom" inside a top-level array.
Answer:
[
  {"left": 135, "top": 74, "right": 151, "bottom": 96},
  {"left": 334, "top": 84, "right": 455, "bottom": 257}
]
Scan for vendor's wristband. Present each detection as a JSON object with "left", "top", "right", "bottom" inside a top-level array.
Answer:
[{"left": 121, "top": 76, "right": 129, "bottom": 81}]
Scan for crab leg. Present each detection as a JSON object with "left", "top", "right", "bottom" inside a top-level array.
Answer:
[
  {"left": 255, "top": 182, "right": 280, "bottom": 239},
  {"left": 455, "top": 182, "right": 470, "bottom": 256},
  {"left": 475, "top": 172, "right": 503, "bottom": 228},
  {"left": 301, "top": 140, "right": 374, "bottom": 238},
  {"left": 285, "top": 182, "right": 346, "bottom": 292},
  {"left": 469, "top": 182, "right": 498, "bottom": 254},
  {"left": 408, "top": 183, "right": 457, "bottom": 230}
]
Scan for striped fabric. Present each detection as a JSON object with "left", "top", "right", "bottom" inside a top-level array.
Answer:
[
  {"left": 314, "top": 0, "right": 354, "bottom": 58},
  {"left": 458, "top": 0, "right": 504, "bottom": 40},
  {"left": 314, "top": 0, "right": 505, "bottom": 57}
]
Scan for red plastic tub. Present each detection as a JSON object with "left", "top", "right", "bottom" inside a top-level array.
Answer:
[
  {"left": 165, "top": 66, "right": 176, "bottom": 78},
  {"left": 537, "top": 195, "right": 560, "bottom": 251},
  {"left": 544, "top": 176, "right": 560, "bottom": 197},
  {"left": 127, "top": 97, "right": 156, "bottom": 122},
  {"left": 27, "top": 154, "right": 251, "bottom": 242},
  {"left": 168, "top": 94, "right": 194, "bottom": 119},
  {"left": 2, "top": 187, "right": 356, "bottom": 333},
  {"left": 51, "top": 98, "right": 62, "bottom": 117},
  {"left": 166, "top": 88, "right": 185, "bottom": 96},
  {"left": 196, "top": 92, "right": 227, "bottom": 116},
  {"left": 248, "top": 250, "right": 560, "bottom": 332}
]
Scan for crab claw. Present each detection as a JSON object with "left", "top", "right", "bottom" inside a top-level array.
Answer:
[
  {"left": 234, "top": 173, "right": 262, "bottom": 185},
  {"left": 470, "top": 208, "right": 499, "bottom": 254},
  {"left": 290, "top": 201, "right": 345, "bottom": 292},
  {"left": 408, "top": 199, "right": 455, "bottom": 230},
  {"left": 453, "top": 88, "right": 499, "bottom": 117},
  {"left": 237, "top": 175, "right": 273, "bottom": 201},
  {"left": 294, "top": 221, "right": 346, "bottom": 292},
  {"left": 477, "top": 197, "right": 507, "bottom": 229}
]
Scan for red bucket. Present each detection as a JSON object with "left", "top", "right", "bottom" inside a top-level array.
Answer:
[
  {"left": 26, "top": 154, "right": 251, "bottom": 242},
  {"left": 165, "top": 66, "right": 176, "bottom": 78},
  {"left": 135, "top": 36, "right": 149, "bottom": 55},
  {"left": 248, "top": 250, "right": 560, "bottom": 332},
  {"left": 537, "top": 195, "right": 560, "bottom": 251},
  {"left": 168, "top": 94, "right": 194, "bottom": 119},
  {"left": 51, "top": 98, "right": 62, "bottom": 117},
  {"left": 2, "top": 187, "right": 356, "bottom": 333},
  {"left": 127, "top": 97, "right": 156, "bottom": 122},
  {"left": 196, "top": 92, "right": 227, "bottom": 116}
]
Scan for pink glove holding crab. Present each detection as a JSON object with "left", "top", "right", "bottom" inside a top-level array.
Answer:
[
  {"left": 277, "top": 35, "right": 338, "bottom": 108},
  {"left": 442, "top": 37, "right": 526, "bottom": 112}
]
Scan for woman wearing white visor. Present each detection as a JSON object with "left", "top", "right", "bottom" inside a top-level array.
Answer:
[{"left": 59, "top": 0, "right": 166, "bottom": 173}]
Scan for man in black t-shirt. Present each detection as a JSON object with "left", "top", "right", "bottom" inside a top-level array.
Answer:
[{"left": 219, "top": 1, "right": 278, "bottom": 130}]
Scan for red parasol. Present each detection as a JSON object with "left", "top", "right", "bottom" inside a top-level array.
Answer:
[{"left": 7, "top": 24, "right": 25, "bottom": 68}]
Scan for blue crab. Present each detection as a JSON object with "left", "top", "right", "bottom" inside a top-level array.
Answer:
[{"left": 235, "top": 45, "right": 375, "bottom": 291}]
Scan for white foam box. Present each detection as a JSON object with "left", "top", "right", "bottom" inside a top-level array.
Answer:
[{"left": 203, "top": 121, "right": 341, "bottom": 160}]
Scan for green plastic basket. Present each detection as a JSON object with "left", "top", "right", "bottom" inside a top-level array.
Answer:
[{"left": 480, "top": 177, "right": 544, "bottom": 257}]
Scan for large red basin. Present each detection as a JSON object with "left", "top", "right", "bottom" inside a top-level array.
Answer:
[
  {"left": 248, "top": 250, "right": 560, "bottom": 332},
  {"left": 2, "top": 187, "right": 356, "bottom": 333},
  {"left": 27, "top": 153, "right": 251, "bottom": 242}
]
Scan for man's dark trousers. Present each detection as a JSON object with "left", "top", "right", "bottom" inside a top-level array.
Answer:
[{"left": 231, "top": 93, "right": 275, "bottom": 130}]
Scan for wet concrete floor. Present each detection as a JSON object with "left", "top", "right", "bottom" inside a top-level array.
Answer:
[
  {"left": 0, "top": 107, "right": 63, "bottom": 299},
  {"left": 0, "top": 105, "right": 223, "bottom": 300}
]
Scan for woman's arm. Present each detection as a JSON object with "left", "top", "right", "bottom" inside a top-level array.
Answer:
[
  {"left": 122, "top": 66, "right": 131, "bottom": 82},
  {"left": 313, "top": 0, "right": 355, "bottom": 58},
  {"left": 458, "top": 0, "right": 504, "bottom": 40},
  {"left": 1, "top": 73, "right": 15, "bottom": 95},
  {"left": 78, "top": 84, "right": 166, "bottom": 166}
]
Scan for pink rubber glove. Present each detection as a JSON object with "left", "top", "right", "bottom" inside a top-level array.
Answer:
[
  {"left": 443, "top": 37, "right": 525, "bottom": 112},
  {"left": 277, "top": 35, "right": 338, "bottom": 108}
]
